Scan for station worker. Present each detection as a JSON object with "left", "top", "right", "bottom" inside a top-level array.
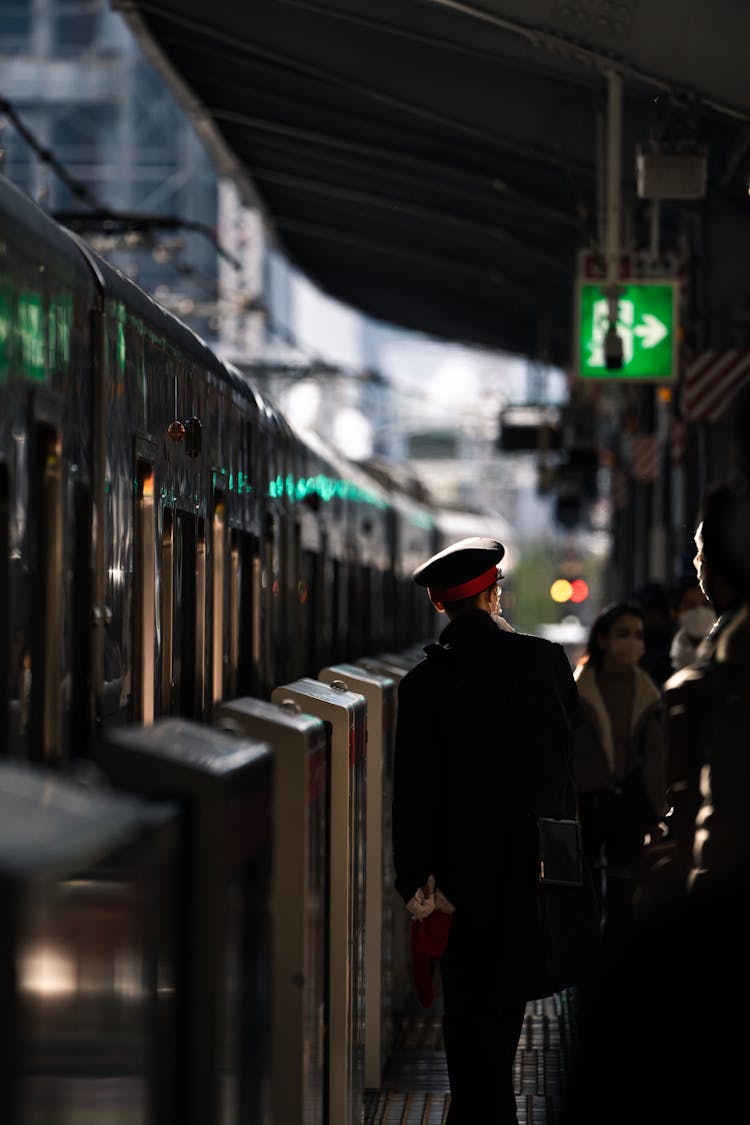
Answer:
[{"left": 392, "top": 536, "right": 587, "bottom": 1125}]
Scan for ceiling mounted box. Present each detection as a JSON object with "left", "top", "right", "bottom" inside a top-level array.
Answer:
[{"left": 636, "top": 151, "right": 707, "bottom": 199}]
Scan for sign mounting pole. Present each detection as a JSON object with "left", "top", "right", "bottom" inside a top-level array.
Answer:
[{"left": 605, "top": 69, "right": 623, "bottom": 342}]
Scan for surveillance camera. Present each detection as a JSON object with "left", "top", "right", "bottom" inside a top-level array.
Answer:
[{"left": 604, "top": 325, "right": 623, "bottom": 370}]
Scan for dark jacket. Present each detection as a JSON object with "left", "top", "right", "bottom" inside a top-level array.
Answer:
[
  {"left": 688, "top": 603, "right": 750, "bottom": 891},
  {"left": 392, "top": 609, "right": 587, "bottom": 998}
]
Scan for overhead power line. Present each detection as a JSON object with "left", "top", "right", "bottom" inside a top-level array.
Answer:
[
  {"left": 0, "top": 92, "right": 241, "bottom": 269},
  {"left": 53, "top": 209, "right": 242, "bottom": 269}
]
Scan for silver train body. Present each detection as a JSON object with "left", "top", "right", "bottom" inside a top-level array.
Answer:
[
  {"left": 0, "top": 172, "right": 443, "bottom": 761},
  {"left": 0, "top": 172, "right": 491, "bottom": 1125}
]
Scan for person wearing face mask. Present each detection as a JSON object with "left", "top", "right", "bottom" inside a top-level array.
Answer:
[
  {"left": 663, "top": 481, "right": 750, "bottom": 884},
  {"left": 571, "top": 601, "right": 668, "bottom": 957},
  {"left": 668, "top": 574, "right": 716, "bottom": 674}
]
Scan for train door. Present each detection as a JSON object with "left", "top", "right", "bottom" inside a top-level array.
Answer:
[
  {"left": 346, "top": 556, "right": 364, "bottom": 660},
  {"left": 29, "top": 411, "right": 64, "bottom": 762},
  {"left": 317, "top": 532, "right": 334, "bottom": 672},
  {"left": 160, "top": 509, "right": 174, "bottom": 715},
  {"left": 228, "top": 527, "right": 262, "bottom": 700},
  {"left": 211, "top": 489, "right": 226, "bottom": 709},
  {"left": 360, "top": 564, "right": 373, "bottom": 656},
  {"left": 69, "top": 477, "right": 93, "bottom": 756},
  {"left": 293, "top": 520, "right": 309, "bottom": 680},
  {"left": 331, "top": 557, "right": 342, "bottom": 663},
  {"left": 0, "top": 462, "right": 8, "bottom": 752},
  {"left": 263, "top": 512, "right": 275, "bottom": 691},
  {"left": 172, "top": 510, "right": 197, "bottom": 717},
  {"left": 195, "top": 516, "right": 207, "bottom": 717},
  {"left": 134, "top": 458, "right": 156, "bottom": 723}
]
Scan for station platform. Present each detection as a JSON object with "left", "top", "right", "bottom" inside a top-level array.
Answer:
[{"left": 365, "top": 989, "right": 579, "bottom": 1124}]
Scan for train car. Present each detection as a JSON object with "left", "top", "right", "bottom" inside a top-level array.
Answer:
[
  {"left": 0, "top": 175, "right": 100, "bottom": 763},
  {"left": 0, "top": 170, "right": 455, "bottom": 1125},
  {"left": 0, "top": 171, "right": 443, "bottom": 763}
]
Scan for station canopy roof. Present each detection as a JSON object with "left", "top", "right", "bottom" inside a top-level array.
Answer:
[{"left": 119, "top": 1, "right": 750, "bottom": 366}]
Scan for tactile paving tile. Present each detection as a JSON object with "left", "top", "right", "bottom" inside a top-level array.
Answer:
[
  {"left": 365, "top": 990, "right": 580, "bottom": 1125},
  {"left": 368, "top": 1091, "right": 451, "bottom": 1124}
]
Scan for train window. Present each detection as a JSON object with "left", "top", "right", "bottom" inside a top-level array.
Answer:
[
  {"left": 253, "top": 541, "right": 264, "bottom": 689},
  {"left": 331, "top": 559, "right": 342, "bottom": 663},
  {"left": 360, "top": 565, "right": 372, "bottom": 656},
  {"left": 212, "top": 492, "right": 226, "bottom": 705},
  {"left": 31, "top": 423, "right": 63, "bottom": 762},
  {"left": 69, "top": 480, "right": 92, "bottom": 756},
  {"left": 229, "top": 528, "right": 261, "bottom": 699},
  {"left": 316, "top": 539, "right": 333, "bottom": 670},
  {"left": 134, "top": 460, "right": 155, "bottom": 724},
  {"left": 173, "top": 512, "right": 197, "bottom": 718},
  {"left": 263, "top": 514, "right": 274, "bottom": 685},
  {"left": 0, "top": 463, "right": 8, "bottom": 753},
  {"left": 348, "top": 562, "right": 370, "bottom": 659},
  {"left": 301, "top": 546, "right": 317, "bottom": 679},
  {"left": 195, "top": 518, "right": 206, "bottom": 718},
  {"left": 229, "top": 529, "right": 239, "bottom": 700},
  {"left": 161, "top": 510, "right": 174, "bottom": 715}
]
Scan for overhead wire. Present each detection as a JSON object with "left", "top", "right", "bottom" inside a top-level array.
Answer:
[{"left": 0, "top": 91, "right": 241, "bottom": 294}]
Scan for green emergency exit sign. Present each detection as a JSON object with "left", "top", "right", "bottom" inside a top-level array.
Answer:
[{"left": 575, "top": 280, "right": 677, "bottom": 380}]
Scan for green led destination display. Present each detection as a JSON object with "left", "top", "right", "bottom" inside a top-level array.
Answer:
[{"left": 575, "top": 280, "right": 677, "bottom": 381}]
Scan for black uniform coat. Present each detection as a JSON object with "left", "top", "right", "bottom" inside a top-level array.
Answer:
[{"left": 392, "top": 609, "right": 592, "bottom": 1000}]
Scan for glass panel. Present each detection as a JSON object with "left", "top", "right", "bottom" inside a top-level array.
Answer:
[
  {"left": 173, "top": 513, "right": 196, "bottom": 718},
  {"left": 134, "top": 461, "right": 155, "bottom": 724},
  {"left": 32, "top": 423, "right": 63, "bottom": 761},
  {"left": 195, "top": 519, "right": 206, "bottom": 718},
  {"left": 212, "top": 495, "right": 225, "bottom": 705},
  {"left": 160, "top": 511, "right": 173, "bottom": 715}
]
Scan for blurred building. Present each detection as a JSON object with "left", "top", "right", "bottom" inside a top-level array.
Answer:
[
  {"left": 0, "top": 0, "right": 223, "bottom": 344},
  {"left": 0, "top": 0, "right": 613, "bottom": 636}
]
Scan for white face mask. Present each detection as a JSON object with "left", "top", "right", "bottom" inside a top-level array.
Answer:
[{"left": 679, "top": 605, "right": 715, "bottom": 639}]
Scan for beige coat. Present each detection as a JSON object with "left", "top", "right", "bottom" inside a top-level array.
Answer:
[{"left": 573, "top": 663, "right": 668, "bottom": 819}]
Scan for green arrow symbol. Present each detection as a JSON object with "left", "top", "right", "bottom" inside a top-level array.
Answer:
[{"left": 634, "top": 313, "right": 667, "bottom": 349}]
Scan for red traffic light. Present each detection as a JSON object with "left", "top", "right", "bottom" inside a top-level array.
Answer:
[
  {"left": 569, "top": 579, "right": 589, "bottom": 604},
  {"left": 550, "top": 577, "right": 589, "bottom": 603}
]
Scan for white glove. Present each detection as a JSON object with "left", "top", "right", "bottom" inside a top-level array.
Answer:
[
  {"left": 406, "top": 876, "right": 456, "bottom": 918},
  {"left": 491, "top": 612, "right": 515, "bottom": 633},
  {"left": 406, "top": 874, "right": 436, "bottom": 920}
]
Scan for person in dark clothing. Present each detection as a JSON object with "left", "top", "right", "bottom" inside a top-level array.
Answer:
[
  {"left": 663, "top": 481, "right": 750, "bottom": 879},
  {"left": 562, "top": 473, "right": 750, "bottom": 1125},
  {"left": 685, "top": 434, "right": 750, "bottom": 893},
  {"left": 392, "top": 536, "right": 597, "bottom": 1125},
  {"left": 631, "top": 580, "right": 675, "bottom": 686},
  {"left": 571, "top": 601, "right": 668, "bottom": 956}
]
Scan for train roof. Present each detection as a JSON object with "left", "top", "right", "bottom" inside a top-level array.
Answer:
[
  {"left": 0, "top": 174, "right": 96, "bottom": 286},
  {"left": 288, "top": 423, "right": 394, "bottom": 510},
  {"left": 71, "top": 231, "right": 229, "bottom": 376}
]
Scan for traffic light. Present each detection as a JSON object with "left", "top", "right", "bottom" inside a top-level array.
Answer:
[
  {"left": 550, "top": 578, "right": 589, "bottom": 604},
  {"left": 555, "top": 493, "right": 582, "bottom": 528}
]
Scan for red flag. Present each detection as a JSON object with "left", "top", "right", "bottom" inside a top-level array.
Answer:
[{"left": 410, "top": 911, "right": 453, "bottom": 1008}]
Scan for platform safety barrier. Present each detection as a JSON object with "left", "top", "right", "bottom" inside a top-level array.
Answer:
[
  {"left": 215, "top": 695, "right": 328, "bottom": 1125},
  {"left": 270, "top": 677, "right": 367, "bottom": 1125},
  {"left": 318, "top": 661, "right": 396, "bottom": 1091},
  {"left": 0, "top": 759, "right": 177, "bottom": 1125},
  {"left": 93, "top": 718, "right": 272, "bottom": 1125}
]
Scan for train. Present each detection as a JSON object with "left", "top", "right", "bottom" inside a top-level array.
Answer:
[
  {"left": 0, "top": 165, "right": 444, "bottom": 756},
  {"left": 0, "top": 169, "right": 517, "bottom": 1125}
]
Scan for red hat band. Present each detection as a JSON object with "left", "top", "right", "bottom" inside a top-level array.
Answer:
[{"left": 427, "top": 565, "right": 499, "bottom": 603}]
